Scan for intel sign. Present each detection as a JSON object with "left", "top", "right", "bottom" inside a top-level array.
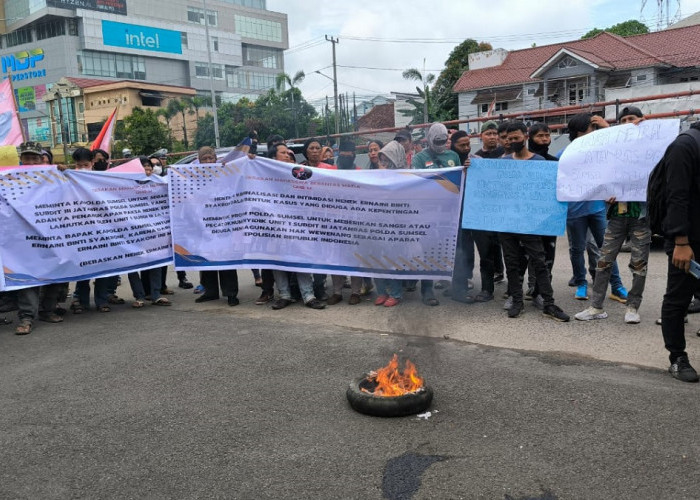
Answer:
[{"left": 102, "top": 20, "right": 182, "bottom": 54}]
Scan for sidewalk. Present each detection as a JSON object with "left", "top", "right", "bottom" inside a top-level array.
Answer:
[{"left": 162, "top": 240, "right": 698, "bottom": 371}]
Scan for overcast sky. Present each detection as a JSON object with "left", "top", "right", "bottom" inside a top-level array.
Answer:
[{"left": 266, "top": 0, "right": 700, "bottom": 109}]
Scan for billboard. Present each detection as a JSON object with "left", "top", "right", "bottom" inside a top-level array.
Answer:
[
  {"left": 46, "top": 0, "right": 127, "bottom": 15},
  {"left": 102, "top": 20, "right": 182, "bottom": 54}
]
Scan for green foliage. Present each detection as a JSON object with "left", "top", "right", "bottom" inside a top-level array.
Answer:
[
  {"left": 194, "top": 89, "right": 318, "bottom": 148},
  {"left": 582, "top": 20, "right": 649, "bottom": 39},
  {"left": 432, "top": 39, "right": 493, "bottom": 121},
  {"left": 123, "top": 107, "right": 171, "bottom": 155}
]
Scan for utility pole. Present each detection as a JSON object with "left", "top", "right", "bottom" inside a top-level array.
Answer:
[
  {"left": 203, "top": 0, "right": 220, "bottom": 148},
  {"left": 325, "top": 35, "right": 339, "bottom": 135}
]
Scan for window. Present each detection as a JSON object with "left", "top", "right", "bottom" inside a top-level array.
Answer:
[
  {"left": 195, "top": 62, "right": 224, "bottom": 79},
  {"left": 181, "top": 32, "right": 188, "bottom": 48},
  {"left": 36, "top": 19, "right": 65, "bottom": 41},
  {"left": 67, "top": 18, "right": 78, "bottom": 36},
  {"left": 557, "top": 56, "right": 579, "bottom": 69},
  {"left": 527, "top": 87, "right": 536, "bottom": 95},
  {"left": 242, "top": 45, "right": 282, "bottom": 69},
  {"left": 220, "top": 0, "right": 266, "bottom": 8},
  {"left": 80, "top": 51, "right": 146, "bottom": 80},
  {"left": 234, "top": 15, "right": 282, "bottom": 42},
  {"left": 188, "top": 6, "right": 218, "bottom": 26},
  {"left": 636, "top": 74, "right": 647, "bottom": 81},
  {"left": 211, "top": 36, "right": 219, "bottom": 52},
  {"left": 480, "top": 102, "right": 508, "bottom": 113},
  {"left": 6, "top": 27, "right": 33, "bottom": 47},
  {"left": 226, "top": 68, "right": 276, "bottom": 90}
]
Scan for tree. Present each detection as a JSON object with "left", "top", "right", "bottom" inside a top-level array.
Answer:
[
  {"left": 402, "top": 66, "right": 435, "bottom": 123},
  {"left": 431, "top": 39, "right": 493, "bottom": 121},
  {"left": 167, "top": 99, "right": 192, "bottom": 149},
  {"left": 124, "top": 107, "right": 172, "bottom": 154},
  {"left": 276, "top": 70, "right": 305, "bottom": 137},
  {"left": 155, "top": 105, "right": 177, "bottom": 136},
  {"left": 582, "top": 20, "right": 649, "bottom": 39},
  {"left": 184, "top": 95, "right": 212, "bottom": 121}
]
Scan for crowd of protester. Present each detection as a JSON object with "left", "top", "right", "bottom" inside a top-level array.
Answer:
[{"left": 3, "top": 106, "right": 700, "bottom": 383}]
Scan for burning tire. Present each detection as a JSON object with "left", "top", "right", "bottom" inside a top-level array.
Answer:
[{"left": 346, "top": 376, "right": 433, "bottom": 417}]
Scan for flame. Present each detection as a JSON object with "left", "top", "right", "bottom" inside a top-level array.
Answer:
[{"left": 362, "top": 354, "right": 424, "bottom": 397}]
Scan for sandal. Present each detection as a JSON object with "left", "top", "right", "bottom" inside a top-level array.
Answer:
[
  {"left": 132, "top": 300, "right": 145, "bottom": 308},
  {"left": 108, "top": 294, "right": 125, "bottom": 305},
  {"left": 72, "top": 304, "right": 85, "bottom": 315},
  {"left": 38, "top": 312, "right": 64, "bottom": 323},
  {"left": 422, "top": 297, "right": 439, "bottom": 307},
  {"left": 160, "top": 288, "right": 175, "bottom": 295},
  {"left": 98, "top": 305, "right": 111, "bottom": 313},
  {"left": 15, "top": 320, "right": 32, "bottom": 335},
  {"left": 152, "top": 298, "right": 172, "bottom": 306}
]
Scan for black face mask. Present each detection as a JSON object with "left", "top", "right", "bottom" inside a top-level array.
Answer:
[
  {"left": 510, "top": 141, "right": 525, "bottom": 153},
  {"left": 528, "top": 140, "right": 549, "bottom": 157},
  {"left": 93, "top": 160, "right": 108, "bottom": 171},
  {"left": 337, "top": 156, "right": 355, "bottom": 170},
  {"left": 325, "top": 158, "right": 335, "bottom": 166}
]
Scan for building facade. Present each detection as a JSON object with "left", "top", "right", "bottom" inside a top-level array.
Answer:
[{"left": 0, "top": 0, "right": 288, "bottom": 144}]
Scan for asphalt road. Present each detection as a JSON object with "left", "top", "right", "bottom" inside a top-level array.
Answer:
[{"left": 2, "top": 298, "right": 700, "bottom": 499}]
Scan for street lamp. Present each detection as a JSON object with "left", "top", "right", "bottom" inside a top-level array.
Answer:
[{"left": 315, "top": 70, "right": 339, "bottom": 135}]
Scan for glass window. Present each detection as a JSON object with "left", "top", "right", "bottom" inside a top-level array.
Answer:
[
  {"left": 195, "top": 62, "right": 224, "bottom": 80},
  {"left": 211, "top": 37, "right": 219, "bottom": 52},
  {"left": 67, "top": 18, "right": 78, "bottom": 36},
  {"left": 188, "top": 6, "right": 218, "bottom": 26},
  {"left": 6, "top": 27, "right": 33, "bottom": 47},
  {"left": 242, "top": 45, "right": 281, "bottom": 69},
  {"left": 36, "top": 19, "right": 65, "bottom": 41},
  {"left": 227, "top": 68, "right": 276, "bottom": 90},
  {"left": 219, "top": 0, "right": 265, "bottom": 8},
  {"left": 234, "top": 15, "right": 282, "bottom": 42},
  {"left": 181, "top": 32, "right": 188, "bottom": 48},
  {"left": 80, "top": 51, "right": 146, "bottom": 80},
  {"left": 557, "top": 56, "right": 579, "bottom": 69}
]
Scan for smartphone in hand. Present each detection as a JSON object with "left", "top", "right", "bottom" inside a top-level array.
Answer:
[{"left": 690, "top": 260, "right": 700, "bottom": 279}]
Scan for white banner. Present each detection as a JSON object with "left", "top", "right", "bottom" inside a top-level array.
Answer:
[
  {"left": 557, "top": 118, "right": 679, "bottom": 201},
  {"left": 0, "top": 167, "right": 172, "bottom": 291},
  {"left": 170, "top": 158, "right": 464, "bottom": 280}
]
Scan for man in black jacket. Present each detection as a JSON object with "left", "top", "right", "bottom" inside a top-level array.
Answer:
[{"left": 661, "top": 122, "right": 700, "bottom": 382}]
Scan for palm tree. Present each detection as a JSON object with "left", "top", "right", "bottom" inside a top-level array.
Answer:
[
  {"left": 402, "top": 65, "right": 436, "bottom": 123},
  {"left": 156, "top": 106, "right": 177, "bottom": 138},
  {"left": 276, "top": 70, "right": 305, "bottom": 137},
  {"left": 184, "top": 95, "right": 212, "bottom": 121},
  {"left": 167, "top": 99, "right": 192, "bottom": 148}
]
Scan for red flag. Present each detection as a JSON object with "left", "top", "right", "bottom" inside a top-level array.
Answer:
[
  {"left": 91, "top": 107, "right": 118, "bottom": 152},
  {"left": 486, "top": 97, "right": 497, "bottom": 117}
]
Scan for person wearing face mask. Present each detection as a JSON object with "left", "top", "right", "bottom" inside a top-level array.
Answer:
[
  {"left": 411, "top": 123, "right": 460, "bottom": 307},
  {"left": 321, "top": 146, "right": 335, "bottom": 166},
  {"left": 93, "top": 149, "right": 111, "bottom": 171},
  {"left": 498, "top": 122, "right": 570, "bottom": 322}
]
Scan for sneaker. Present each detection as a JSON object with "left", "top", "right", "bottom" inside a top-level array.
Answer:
[
  {"left": 503, "top": 296, "right": 513, "bottom": 310},
  {"left": 610, "top": 286, "right": 628, "bottom": 304},
  {"left": 688, "top": 298, "right": 700, "bottom": 314},
  {"left": 575, "top": 284, "right": 588, "bottom": 300},
  {"left": 326, "top": 294, "right": 343, "bottom": 305},
  {"left": 507, "top": 301, "right": 524, "bottom": 318},
  {"left": 543, "top": 304, "right": 570, "bottom": 322},
  {"left": 193, "top": 285, "right": 205, "bottom": 295},
  {"left": 575, "top": 306, "right": 608, "bottom": 321},
  {"left": 669, "top": 356, "right": 699, "bottom": 382},
  {"left": 348, "top": 293, "right": 361, "bottom": 305},
  {"left": 624, "top": 306, "right": 641, "bottom": 324},
  {"left": 271, "top": 298, "right": 293, "bottom": 310},
  {"left": 568, "top": 277, "right": 576, "bottom": 287},
  {"left": 532, "top": 295, "right": 544, "bottom": 310},
  {"left": 383, "top": 297, "right": 400, "bottom": 307},
  {"left": 656, "top": 316, "right": 689, "bottom": 326},
  {"left": 255, "top": 293, "right": 272, "bottom": 305},
  {"left": 178, "top": 279, "right": 194, "bottom": 289},
  {"left": 524, "top": 287, "right": 535, "bottom": 301},
  {"left": 227, "top": 296, "right": 240, "bottom": 307},
  {"left": 493, "top": 273, "right": 505, "bottom": 284},
  {"left": 305, "top": 298, "right": 325, "bottom": 310},
  {"left": 374, "top": 295, "right": 388, "bottom": 306}
]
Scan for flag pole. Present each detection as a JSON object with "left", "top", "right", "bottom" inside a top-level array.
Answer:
[{"left": 6, "top": 73, "right": 27, "bottom": 143}]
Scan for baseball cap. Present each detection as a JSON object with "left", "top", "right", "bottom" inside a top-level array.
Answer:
[
  {"left": 394, "top": 128, "right": 412, "bottom": 142},
  {"left": 19, "top": 142, "right": 43, "bottom": 156},
  {"left": 618, "top": 106, "right": 643, "bottom": 121},
  {"left": 481, "top": 120, "right": 498, "bottom": 133}
]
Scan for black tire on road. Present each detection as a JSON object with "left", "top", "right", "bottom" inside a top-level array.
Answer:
[{"left": 346, "top": 376, "right": 433, "bottom": 417}]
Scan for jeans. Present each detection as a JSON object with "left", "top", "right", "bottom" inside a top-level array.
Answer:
[
  {"left": 567, "top": 212, "right": 623, "bottom": 289},
  {"left": 313, "top": 274, "right": 327, "bottom": 300},
  {"left": 420, "top": 280, "right": 435, "bottom": 299},
  {"left": 331, "top": 275, "right": 361, "bottom": 295},
  {"left": 76, "top": 278, "right": 110, "bottom": 308},
  {"left": 500, "top": 233, "right": 554, "bottom": 306},
  {"left": 261, "top": 269, "right": 275, "bottom": 296},
  {"left": 471, "top": 230, "right": 498, "bottom": 295},
  {"left": 590, "top": 217, "right": 651, "bottom": 309},
  {"left": 452, "top": 229, "right": 475, "bottom": 296},
  {"left": 16, "top": 284, "right": 63, "bottom": 322},
  {"left": 375, "top": 278, "right": 402, "bottom": 299},
  {"left": 661, "top": 240, "right": 700, "bottom": 363},
  {"left": 274, "top": 271, "right": 315, "bottom": 303},
  {"left": 128, "top": 269, "right": 162, "bottom": 302},
  {"left": 200, "top": 270, "right": 238, "bottom": 298}
]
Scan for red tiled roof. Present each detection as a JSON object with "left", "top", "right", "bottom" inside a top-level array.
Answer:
[
  {"left": 65, "top": 77, "right": 195, "bottom": 91},
  {"left": 357, "top": 103, "right": 395, "bottom": 130},
  {"left": 453, "top": 24, "right": 700, "bottom": 92}
]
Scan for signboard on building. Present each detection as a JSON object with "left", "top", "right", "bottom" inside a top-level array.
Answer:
[
  {"left": 1, "top": 49, "right": 46, "bottom": 82},
  {"left": 102, "top": 21, "right": 182, "bottom": 54},
  {"left": 46, "top": 0, "right": 127, "bottom": 16}
]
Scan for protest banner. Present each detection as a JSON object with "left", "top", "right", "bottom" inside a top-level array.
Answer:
[
  {"left": 557, "top": 118, "right": 679, "bottom": 201},
  {"left": 462, "top": 158, "right": 567, "bottom": 236},
  {"left": 169, "top": 158, "right": 464, "bottom": 280},
  {"left": 0, "top": 167, "right": 171, "bottom": 291}
]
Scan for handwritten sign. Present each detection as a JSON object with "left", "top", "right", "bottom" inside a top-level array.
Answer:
[
  {"left": 557, "top": 119, "right": 679, "bottom": 201},
  {"left": 462, "top": 158, "right": 567, "bottom": 236}
]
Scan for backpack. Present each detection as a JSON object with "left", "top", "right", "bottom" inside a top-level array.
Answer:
[{"left": 646, "top": 127, "right": 700, "bottom": 236}]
